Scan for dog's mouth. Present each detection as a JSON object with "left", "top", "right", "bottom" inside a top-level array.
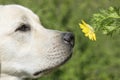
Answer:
[{"left": 33, "top": 53, "right": 72, "bottom": 76}]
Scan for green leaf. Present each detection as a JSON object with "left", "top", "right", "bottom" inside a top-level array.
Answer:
[{"left": 91, "top": 7, "right": 120, "bottom": 35}]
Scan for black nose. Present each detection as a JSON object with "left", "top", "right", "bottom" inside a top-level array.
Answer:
[{"left": 63, "top": 32, "right": 75, "bottom": 47}]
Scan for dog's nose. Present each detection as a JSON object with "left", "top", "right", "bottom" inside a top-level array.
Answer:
[{"left": 63, "top": 32, "right": 75, "bottom": 47}]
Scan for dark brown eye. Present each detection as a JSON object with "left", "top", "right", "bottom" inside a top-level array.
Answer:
[{"left": 15, "top": 24, "right": 31, "bottom": 32}]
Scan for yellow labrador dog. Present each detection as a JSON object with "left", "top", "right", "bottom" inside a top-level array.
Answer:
[{"left": 0, "top": 5, "right": 74, "bottom": 80}]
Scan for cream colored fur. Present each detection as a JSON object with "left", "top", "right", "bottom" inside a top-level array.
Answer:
[{"left": 0, "top": 5, "right": 73, "bottom": 80}]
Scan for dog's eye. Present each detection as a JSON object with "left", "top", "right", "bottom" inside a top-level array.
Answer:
[{"left": 15, "top": 24, "right": 31, "bottom": 32}]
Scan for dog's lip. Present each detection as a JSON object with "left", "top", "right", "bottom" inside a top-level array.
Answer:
[{"left": 33, "top": 53, "right": 72, "bottom": 76}]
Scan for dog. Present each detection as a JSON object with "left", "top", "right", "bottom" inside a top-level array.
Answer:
[{"left": 0, "top": 4, "right": 74, "bottom": 80}]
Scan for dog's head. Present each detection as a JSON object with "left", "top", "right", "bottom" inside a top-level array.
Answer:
[{"left": 0, "top": 5, "right": 74, "bottom": 79}]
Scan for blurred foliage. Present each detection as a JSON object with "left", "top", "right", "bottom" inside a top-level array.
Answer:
[
  {"left": 91, "top": 7, "right": 120, "bottom": 35},
  {"left": 0, "top": 0, "right": 120, "bottom": 80}
]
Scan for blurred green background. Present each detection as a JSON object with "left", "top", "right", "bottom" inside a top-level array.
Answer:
[{"left": 0, "top": 0, "right": 120, "bottom": 80}]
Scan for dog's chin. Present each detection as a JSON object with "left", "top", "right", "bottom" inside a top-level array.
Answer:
[{"left": 33, "top": 52, "right": 72, "bottom": 78}]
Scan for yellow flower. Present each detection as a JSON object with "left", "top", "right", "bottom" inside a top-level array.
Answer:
[{"left": 79, "top": 20, "right": 96, "bottom": 41}]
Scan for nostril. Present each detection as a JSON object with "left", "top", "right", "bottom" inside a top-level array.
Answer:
[
  {"left": 63, "top": 33, "right": 73, "bottom": 42},
  {"left": 63, "top": 32, "right": 75, "bottom": 47}
]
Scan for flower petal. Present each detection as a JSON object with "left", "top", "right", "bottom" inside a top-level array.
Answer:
[{"left": 79, "top": 20, "right": 96, "bottom": 41}]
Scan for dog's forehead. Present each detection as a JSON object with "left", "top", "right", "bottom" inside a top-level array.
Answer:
[{"left": 0, "top": 5, "right": 39, "bottom": 22}]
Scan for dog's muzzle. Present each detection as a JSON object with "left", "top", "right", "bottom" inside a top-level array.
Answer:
[{"left": 33, "top": 32, "right": 75, "bottom": 77}]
